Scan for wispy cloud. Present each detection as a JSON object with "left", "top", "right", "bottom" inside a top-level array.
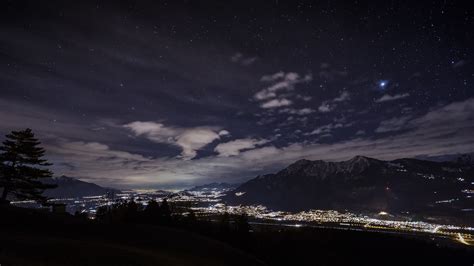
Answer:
[
  {"left": 316, "top": 91, "right": 350, "bottom": 113},
  {"left": 333, "top": 91, "right": 350, "bottom": 102},
  {"left": 230, "top": 52, "right": 258, "bottom": 66},
  {"left": 279, "top": 108, "right": 315, "bottom": 115},
  {"left": 260, "top": 98, "right": 293, "bottom": 108},
  {"left": 214, "top": 138, "right": 269, "bottom": 157},
  {"left": 254, "top": 72, "right": 312, "bottom": 101},
  {"left": 318, "top": 63, "right": 348, "bottom": 81},
  {"left": 375, "top": 116, "right": 412, "bottom": 133},
  {"left": 306, "top": 123, "right": 343, "bottom": 135},
  {"left": 375, "top": 93, "right": 410, "bottom": 103},
  {"left": 318, "top": 102, "right": 332, "bottom": 113}
]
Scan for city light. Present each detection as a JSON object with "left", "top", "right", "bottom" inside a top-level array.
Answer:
[{"left": 11, "top": 188, "right": 474, "bottom": 247}]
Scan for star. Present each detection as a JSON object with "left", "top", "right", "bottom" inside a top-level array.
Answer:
[{"left": 378, "top": 80, "right": 388, "bottom": 89}]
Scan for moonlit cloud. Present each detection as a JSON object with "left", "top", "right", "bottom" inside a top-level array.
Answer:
[
  {"left": 375, "top": 116, "right": 412, "bottom": 133},
  {"left": 316, "top": 91, "right": 350, "bottom": 113},
  {"left": 124, "top": 121, "right": 224, "bottom": 160},
  {"left": 296, "top": 95, "right": 312, "bottom": 101},
  {"left": 318, "top": 102, "right": 332, "bottom": 113},
  {"left": 175, "top": 129, "right": 221, "bottom": 159},
  {"left": 318, "top": 64, "right": 348, "bottom": 81},
  {"left": 214, "top": 138, "right": 269, "bottom": 157},
  {"left": 306, "top": 122, "right": 349, "bottom": 135},
  {"left": 260, "top": 98, "right": 293, "bottom": 108},
  {"left": 333, "top": 91, "right": 350, "bottom": 102},
  {"left": 254, "top": 72, "right": 312, "bottom": 101},
  {"left": 307, "top": 123, "right": 342, "bottom": 135},
  {"left": 452, "top": 60, "right": 466, "bottom": 68},
  {"left": 218, "top": 130, "right": 230, "bottom": 136},
  {"left": 279, "top": 108, "right": 315, "bottom": 115},
  {"left": 375, "top": 93, "right": 410, "bottom": 103},
  {"left": 230, "top": 52, "right": 258, "bottom": 66},
  {"left": 260, "top": 71, "right": 286, "bottom": 82}
]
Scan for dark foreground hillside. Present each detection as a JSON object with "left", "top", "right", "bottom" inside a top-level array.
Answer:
[
  {"left": 0, "top": 206, "right": 262, "bottom": 266},
  {"left": 0, "top": 205, "right": 473, "bottom": 266},
  {"left": 249, "top": 225, "right": 474, "bottom": 266}
]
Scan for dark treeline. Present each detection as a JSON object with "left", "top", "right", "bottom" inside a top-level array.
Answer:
[{"left": 93, "top": 198, "right": 252, "bottom": 249}]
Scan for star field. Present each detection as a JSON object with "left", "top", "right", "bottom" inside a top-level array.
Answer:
[{"left": 0, "top": 0, "right": 473, "bottom": 189}]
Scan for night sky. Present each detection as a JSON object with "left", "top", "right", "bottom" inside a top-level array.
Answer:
[{"left": 1, "top": 1, "right": 473, "bottom": 189}]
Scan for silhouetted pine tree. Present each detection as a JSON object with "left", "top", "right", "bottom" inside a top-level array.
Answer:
[
  {"left": 124, "top": 200, "right": 140, "bottom": 223},
  {"left": 160, "top": 198, "right": 172, "bottom": 224},
  {"left": 144, "top": 199, "right": 162, "bottom": 223},
  {"left": 219, "top": 212, "right": 231, "bottom": 234},
  {"left": 235, "top": 213, "right": 251, "bottom": 234},
  {"left": 0, "top": 128, "right": 55, "bottom": 204},
  {"left": 187, "top": 209, "right": 197, "bottom": 222},
  {"left": 95, "top": 205, "right": 110, "bottom": 222}
]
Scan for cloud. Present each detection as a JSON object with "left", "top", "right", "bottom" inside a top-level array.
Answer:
[
  {"left": 214, "top": 138, "right": 269, "bottom": 157},
  {"left": 280, "top": 108, "right": 315, "bottom": 115},
  {"left": 124, "top": 121, "right": 178, "bottom": 142},
  {"left": 260, "top": 71, "right": 286, "bottom": 82},
  {"left": 218, "top": 130, "right": 230, "bottom": 136},
  {"left": 254, "top": 72, "right": 312, "bottom": 101},
  {"left": 38, "top": 98, "right": 474, "bottom": 188},
  {"left": 375, "top": 116, "right": 412, "bottom": 133},
  {"left": 254, "top": 90, "right": 277, "bottom": 101},
  {"left": 318, "top": 64, "right": 348, "bottom": 81},
  {"left": 230, "top": 52, "right": 258, "bottom": 66},
  {"left": 333, "top": 91, "right": 350, "bottom": 102},
  {"left": 318, "top": 102, "right": 332, "bottom": 113},
  {"left": 241, "top": 57, "right": 258, "bottom": 66},
  {"left": 411, "top": 97, "right": 474, "bottom": 130},
  {"left": 175, "top": 129, "right": 221, "bottom": 159},
  {"left": 45, "top": 140, "right": 161, "bottom": 186},
  {"left": 260, "top": 98, "right": 293, "bottom": 108},
  {"left": 315, "top": 91, "right": 350, "bottom": 114},
  {"left": 124, "top": 121, "right": 223, "bottom": 160},
  {"left": 0, "top": 99, "right": 118, "bottom": 144},
  {"left": 306, "top": 123, "right": 343, "bottom": 135},
  {"left": 375, "top": 93, "right": 410, "bottom": 103},
  {"left": 296, "top": 95, "right": 312, "bottom": 101},
  {"left": 297, "top": 108, "right": 315, "bottom": 115},
  {"left": 452, "top": 60, "right": 466, "bottom": 68}
]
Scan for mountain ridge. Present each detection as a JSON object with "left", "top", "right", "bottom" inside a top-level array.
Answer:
[
  {"left": 224, "top": 156, "right": 474, "bottom": 222},
  {"left": 42, "top": 176, "right": 121, "bottom": 198}
]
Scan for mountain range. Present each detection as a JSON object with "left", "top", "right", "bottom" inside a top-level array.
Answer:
[
  {"left": 224, "top": 156, "right": 474, "bottom": 220},
  {"left": 42, "top": 176, "right": 120, "bottom": 198}
]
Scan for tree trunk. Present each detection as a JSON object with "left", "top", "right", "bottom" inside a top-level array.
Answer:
[{"left": 1, "top": 186, "right": 9, "bottom": 204}]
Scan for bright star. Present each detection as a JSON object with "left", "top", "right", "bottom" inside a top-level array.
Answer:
[{"left": 379, "top": 80, "right": 388, "bottom": 89}]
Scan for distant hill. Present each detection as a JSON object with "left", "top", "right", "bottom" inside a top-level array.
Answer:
[
  {"left": 224, "top": 156, "right": 474, "bottom": 220},
  {"left": 42, "top": 176, "right": 120, "bottom": 198}
]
